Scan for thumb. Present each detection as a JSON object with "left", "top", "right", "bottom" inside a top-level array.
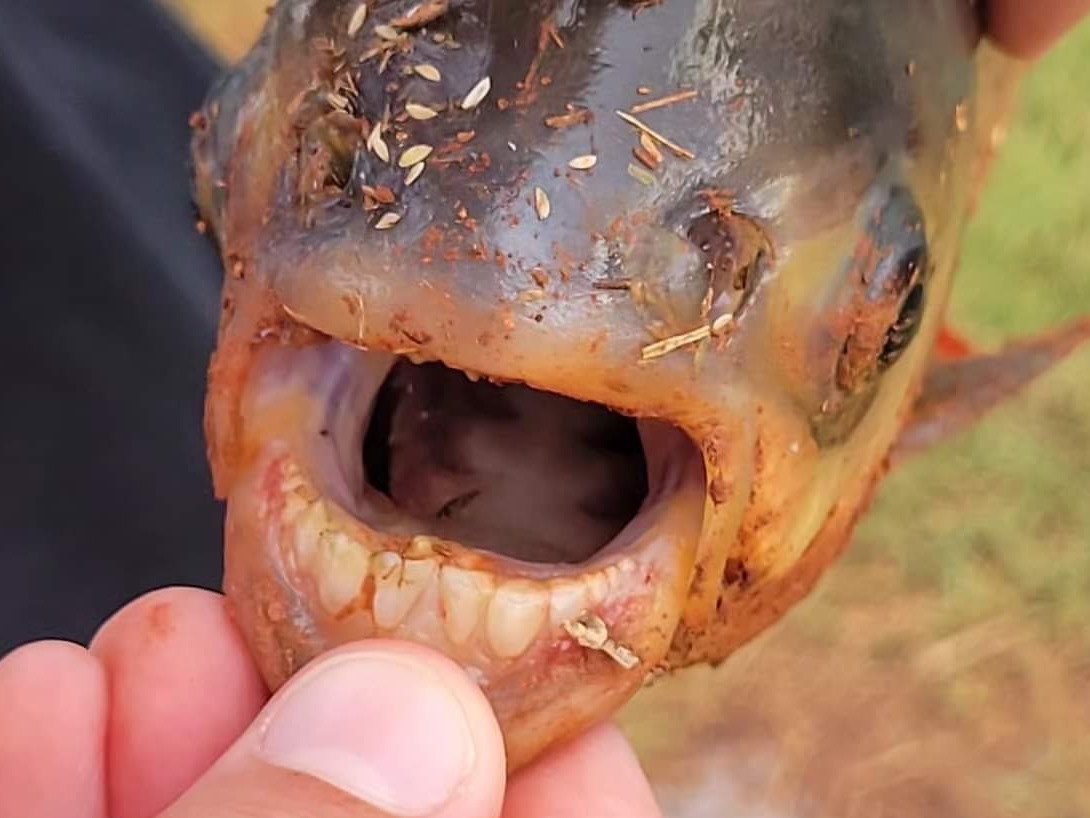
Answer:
[{"left": 159, "top": 641, "right": 506, "bottom": 818}]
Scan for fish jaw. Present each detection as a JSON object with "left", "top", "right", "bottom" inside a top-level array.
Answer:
[
  {"left": 223, "top": 342, "right": 707, "bottom": 769},
  {"left": 194, "top": 0, "right": 990, "bottom": 768}
]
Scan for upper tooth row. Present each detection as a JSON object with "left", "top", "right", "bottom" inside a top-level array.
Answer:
[{"left": 286, "top": 496, "right": 628, "bottom": 662}]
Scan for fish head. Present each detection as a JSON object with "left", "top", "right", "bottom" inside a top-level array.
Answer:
[{"left": 193, "top": 0, "right": 1011, "bottom": 769}]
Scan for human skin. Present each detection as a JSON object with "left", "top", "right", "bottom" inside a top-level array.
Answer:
[
  {"left": 0, "top": 4, "right": 1087, "bottom": 817},
  {"left": 988, "top": 0, "right": 1090, "bottom": 59},
  {"left": 0, "top": 588, "right": 662, "bottom": 818}
]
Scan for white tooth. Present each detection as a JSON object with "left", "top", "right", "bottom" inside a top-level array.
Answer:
[
  {"left": 281, "top": 493, "right": 309, "bottom": 524},
  {"left": 439, "top": 567, "right": 494, "bottom": 646},
  {"left": 584, "top": 570, "right": 612, "bottom": 607},
  {"left": 487, "top": 581, "right": 548, "bottom": 659},
  {"left": 373, "top": 556, "right": 437, "bottom": 629},
  {"left": 317, "top": 531, "right": 371, "bottom": 615},
  {"left": 293, "top": 500, "right": 330, "bottom": 569},
  {"left": 549, "top": 581, "right": 590, "bottom": 627}
]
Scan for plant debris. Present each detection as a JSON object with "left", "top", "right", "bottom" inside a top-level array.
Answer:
[
  {"left": 367, "top": 126, "right": 391, "bottom": 162},
  {"left": 563, "top": 613, "right": 640, "bottom": 670},
  {"left": 391, "top": 0, "right": 449, "bottom": 29},
  {"left": 627, "top": 163, "right": 656, "bottom": 186},
  {"left": 461, "top": 76, "right": 492, "bottom": 110},
  {"left": 615, "top": 110, "right": 695, "bottom": 159},
  {"left": 374, "top": 24, "right": 401, "bottom": 41},
  {"left": 534, "top": 187, "right": 551, "bottom": 220},
  {"left": 413, "top": 63, "right": 442, "bottom": 82},
  {"left": 641, "top": 325, "right": 712, "bottom": 360},
  {"left": 347, "top": 3, "right": 369, "bottom": 37},
  {"left": 629, "top": 89, "right": 698, "bottom": 114},
  {"left": 374, "top": 211, "right": 403, "bottom": 230},
  {"left": 398, "top": 143, "right": 434, "bottom": 167},
  {"left": 405, "top": 162, "right": 425, "bottom": 185},
  {"left": 568, "top": 154, "right": 598, "bottom": 170},
  {"left": 405, "top": 102, "right": 438, "bottom": 120},
  {"left": 544, "top": 108, "right": 592, "bottom": 129}
]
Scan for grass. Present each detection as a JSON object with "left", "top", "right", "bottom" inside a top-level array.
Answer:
[{"left": 164, "top": 4, "right": 1090, "bottom": 815}]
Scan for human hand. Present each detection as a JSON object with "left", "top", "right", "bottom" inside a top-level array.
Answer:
[
  {"left": 0, "top": 588, "right": 662, "bottom": 818},
  {"left": 987, "top": 0, "right": 1090, "bottom": 59}
]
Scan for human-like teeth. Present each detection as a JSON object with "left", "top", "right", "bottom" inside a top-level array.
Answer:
[
  {"left": 439, "top": 566, "right": 494, "bottom": 646},
  {"left": 548, "top": 581, "right": 590, "bottom": 628},
  {"left": 373, "top": 556, "right": 437, "bottom": 629},
  {"left": 292, "top": 500, "right": 330, "bottom": 570},
  {"left": 487, "top": 581, "right": 549, "bottom": 659},
  {"left": 317, "top": 531, "right": 371, "bottom": 615}
]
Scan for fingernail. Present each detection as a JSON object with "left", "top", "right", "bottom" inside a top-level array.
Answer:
[{"left": 258, "top": 651, "right": 476, "bottom": 816}]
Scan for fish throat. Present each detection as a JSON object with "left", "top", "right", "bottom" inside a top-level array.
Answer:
[{"left": 362, "top": 359, "right": 651, "bottom": 565}]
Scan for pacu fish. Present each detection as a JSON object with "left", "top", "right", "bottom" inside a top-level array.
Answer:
[{"left": 191, "top": 0, "right": 1090, "bottom": 770}]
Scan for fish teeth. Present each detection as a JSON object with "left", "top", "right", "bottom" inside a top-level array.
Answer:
[
  {"left": 373, "top": 555, "right": 437, "bottom": 629},
  {"left": 317, "top": 531, "right": 371, "bottom": 615},
  {"left": 439, "top": 566, "right": 494, "bottom": 646},
  {"left": 292, "top": 500, "right": 330, "bottom": 570},
  {"left": 487, "top": 581, "right": 549, "bottom": 659},
  {"left": 548, "top": 581, "right": 590, "bottom": 628}
]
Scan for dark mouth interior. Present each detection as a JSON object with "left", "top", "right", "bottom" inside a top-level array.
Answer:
[{"left": 362, "top": 359, "right": 650, "bottom": 564}]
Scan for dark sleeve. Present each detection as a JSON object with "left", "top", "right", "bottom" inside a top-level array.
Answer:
[{"left": 0, "top": 0, "right": 226, "bottom": 652}]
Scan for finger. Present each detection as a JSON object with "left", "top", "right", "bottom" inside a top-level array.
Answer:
[
  {"left": 986, "top": 0, "right": 1090, "bottom": 59},
  {"left": 503, "top": 724, "right": 662, "bottom": 818},
  {"left": 0, "top": 641, "right": 108, "bottom": 818},
  {"left": 160, "top": 640, "right": 506, "bottom": 818},
  {"left": 89, "top": 587, "right": 269, "bottom": 818}
]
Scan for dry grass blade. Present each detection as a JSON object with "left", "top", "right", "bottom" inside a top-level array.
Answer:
[
  {"left": 405, "top": 102, "right": 438, "bottom": 120},
  {"left": 461, "top": 76, "right": 492, "bottom": 110},
  {"left": 641, "top": 325, "right": 711, "bottom": 360},
  {"left": 629, "top": 89, "right": 697, "bottom": 114},
  {"left": 347, "top": 3, "right": 369, "bottom": 36},
  {"left": 534, "top": 187, "right": 551, "bottom": 220},
  {"left": 398, "top": 143, "right": 433, "bottom": 167},
  {"left": 414, "top": 63, "right": 442, "bottom": 82},
  {"left": 568, "top": 154, "right": 598, "bottom": 170},
  {"left": 615, "top": 110, "right": 695, "bottom": 160}
]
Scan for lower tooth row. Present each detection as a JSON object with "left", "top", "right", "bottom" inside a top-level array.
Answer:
[{"left": 286, "top": 495, "right": 619, "bottom": 661}]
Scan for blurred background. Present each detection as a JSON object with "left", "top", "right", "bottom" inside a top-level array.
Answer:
[{"left": 164, "top": 4, "right": 1090, "bottom": 816}]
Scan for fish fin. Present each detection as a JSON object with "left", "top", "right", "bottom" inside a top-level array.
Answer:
[
  {"left": 935, "top": 324, "right": 977, "bottom": 361},
  {"left": 893, "top": 317, "right": 1090, "bottom": 461}
]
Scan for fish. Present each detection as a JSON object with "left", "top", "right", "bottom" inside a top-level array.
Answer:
[{"left": 190, "top": 0, "right": 1090, "bottom": 771}]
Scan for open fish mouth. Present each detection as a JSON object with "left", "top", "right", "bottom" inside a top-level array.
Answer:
[
  {"left": 225, "top": 334, "right": 708, "bottom": 768},
  {"left": 234, "top": 338, "right": 705, "bottom": 661}
]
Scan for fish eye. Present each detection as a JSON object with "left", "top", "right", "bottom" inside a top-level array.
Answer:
[
  {"left": 809, "top": 186, "right": 932, "bottom": 447},
  {"left": 834, "top": 188, "right": 931, "bottom": 397}
]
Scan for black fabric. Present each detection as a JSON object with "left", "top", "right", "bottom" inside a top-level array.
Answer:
[{"left": 0, "top": 0, "right": 225, "bottom": 652}]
